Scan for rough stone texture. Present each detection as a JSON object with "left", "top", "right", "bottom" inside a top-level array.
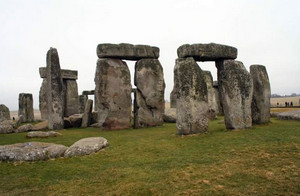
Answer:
[
  {"left": 0, "top": 104, "right": 11, "bottom": 122},
  {"left": 46, "top": 48, "right": 64, "bottom": 130},
  {"left": 65, "top": 114, "right": 83, "bottom": 128},
  {"left": 39, "top": 78, "right": 48, "bottom": 120},
  {"left": 81, "top": 99, "right": 93, "bottom": 128},
  {"left": 82, "top": 90, "right": 95, "bottom": 95},
  {"left": 63, "top": 80, "right": 79, "bottom": 117},
  {"left": 170, "top": 59, "right": 180, "bottom": 108},
  {"left": 39, "top": 67, "right": 78, "bottom": 80},
  {"left": 213, "top": 81, "right": 223, "bottom": 115},
  {"left": 95, "top": 58, "right": 132, "bottom": 130},
  {"left": 134, "top": 59, "right": 165, "bottom": 128},
  {"left": 79, "top": 95, "right": 88, "bottom": 114},
  {"left": 32, "top": 120, "right": 48, "bottom": 131},
  {"left": 18, "top": 93, "right": 34, "bottom": 122},
  {"left": 175, "top": 58, "right": 209, "bottom": 135},
  {"left": 0, "top": 124, "right": 14, "bottom": 134},
  {"left": 64, "top": 137, "right": 108, "bottom": 157},
  {"left": 177, "top": 43, "right": 237, "bottom": 61},
  {"left": 91, "top": 111, "right": 98, "bottom": 124},
  {"left": 97, "top": 43, "right": 159, "bottom": 60},
  {"left": 216, "top": 60, "right": 253, "bottom": 129},
  {"left": 26, "top": 131, "right": 62, "bottom": 138},
  {"left": 0, "top": 142, "right": 67, "bottom": 161},
  {"left": 277, "top": 110, "right": 300, "bottom": 121},
  {"left": 16, "top": 124, "right": 33, "bottom": 133},
  {"left": 14, "top": 115, "right": 23, "bottom": 128},
  {"left": 163, "top": 108, "right": 176, "bottom": 123},
  {"left": 203, "top": 71, "right": 219, "bottom": 119},
  {"left": 250, "top": 65, "right": 271, "bottom": 124}
]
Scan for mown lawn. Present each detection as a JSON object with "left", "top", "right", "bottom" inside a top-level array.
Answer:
[{"left": 0, "top": 117, "right": 299, "bottom": 195}]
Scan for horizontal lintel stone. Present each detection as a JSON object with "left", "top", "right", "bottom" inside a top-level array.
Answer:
[{"left": 39, "top": 67, "right": 78, "bottom": 80}]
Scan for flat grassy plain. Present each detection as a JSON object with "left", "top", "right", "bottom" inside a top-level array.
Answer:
[{"left": 0, "top": 117, "right": 299, "bottom": 195}]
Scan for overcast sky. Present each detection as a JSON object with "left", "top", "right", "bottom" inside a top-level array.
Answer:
[{"left": 0, "top": 0, "right": 299, "bottom": 110}]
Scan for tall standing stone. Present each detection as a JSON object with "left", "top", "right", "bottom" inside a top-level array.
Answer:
[
  {"left": 0, "top": 104, "right": 11, "bottom": 122},
  {"left": 64, "top": 80, "right": 79, "bottom": 117},
  {"left": 134, "top": 59, "right": 165, "bottom": 128},
  {"left": 213, "top": 81, "right": 223, "bottom": 115},
  {"left": 79, "top": 95, "right": 88, "bottom": 114},
  {"left": 39, "top": 79, "right": 48, "bottom": 120},
  {"left": 203, "top": 71, "right": 219, "bottom": 118},
  {"left": 175, "top": 57, "right": 209, "bottom": 135},
  {"left": 216, "top": 60, "right": 253, "bottom": 129},
  {"left": 46, "top": 48, "right": 64, "bottom": 130},
  {"left": 18, "top": 93, "right": 34, "bottom": 122},
  {"left": 250, "top": 65, "right": 271, "bottom": 124},
  {"left": 81, "top": 99, "right": 93, "bottom": 128},
  {"left": 95, "top": 58, "right": 132, "bottom": 130},
  {"left": 170, "top": 60, "right": 180, "bottom": 108}
]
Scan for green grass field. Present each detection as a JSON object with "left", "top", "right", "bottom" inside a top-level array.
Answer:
[{"left": 0, "top": 117, "right": 299, "bottom": 195}]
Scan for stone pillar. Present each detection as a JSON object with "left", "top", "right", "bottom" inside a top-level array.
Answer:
[
  {"left": 175, "top": 57, "right": 209, "bottom": 135},
  {"left": 250, "top": 65, "right": 271, "bottom": 124},
  {"left": 81, "top": 99, "right": 93, "bottom": 128},
  {"left": 79, "top": 95, "right": 88, "bottom": 114},
  {"left": 213, "top": 81, "right": 223, "bottom": 115},
  {"left": 203, "top": 71, "right": 218, "bottom": 119},
  {"left": 46, "top": 48, "right": 64, "bottom": 130},
  {"left": 216, "top": 60, "right": 253, "bottom": 129},
  {"left": 0, "top": 104, "right": 11, "bottom": 122},
  {"left": 134, "top": 59, "right": 165, "bottom": 128},
  {"left": 94, "top": 58, "right": 132, "bottom": 130},
  {"left": 39, "top": 79, "right": 48, "bottom": 120},
  {"left": 64, "top": 80, "right": 79, "bottom": 117},
  {"left": 170, "top": 60, "right": 179, "bottom": 109},
  {"left": 18, "top": 93, "right": 34, "bottom": 122}
]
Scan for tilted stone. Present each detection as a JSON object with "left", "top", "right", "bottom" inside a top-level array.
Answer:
[
  {"left": 81, "top": 99, "right": 93, "bottom": 128},
  {"left": 177, "top": 43, "right": 237, "bottom": 61},
  {"left": 64, "top": 80, "right": 79, "bottom": 117},
  {"left": 97, "top": 43, "right": 159, "bottom": 60},
  {"left": 216, "top": 60, "right": 253, "bottom": 129},
  {"left": 18, "top": 93, "right": 34, "bottom": 122},
  {"left": 134, "top": 59, "right": 165, "bottom": 128},
  {"left": 39, "top": 67, "right": 78, "bottom": 80},
  {"left": 95, "top": 58, "right": 132, "bottom": 130},
  {"left": 250, "top": 65, "right": 271, "bottom": 124},
  {"left": 175, "top": 57, "right": 209, "bottom": 135},
  {"left": 0, "top": 104, "right": 11, "bottom": 122},
  {"left": 46, "top": 48, "right": 64, "bottom": 130},
  {"left": 82, "top": 90, "right": 95, "bottom": 95},
  {"left": 39, "top": 79, "right": 48, "bottom": 120}
]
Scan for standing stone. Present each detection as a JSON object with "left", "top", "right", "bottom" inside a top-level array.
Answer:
[
  {"left": 212, "top": 81, "right": 223, "bottom": 115},
  {"left": 203, "top": 71, "right": 219, "bottom": 118},
  {"left": 39, "top": 79, "right": 48, "bottom": 120},
  {"left": 175, "top": 57, "right": 209, "bottom": 135},
  {"left": 81, "top": 99, "right": 93, "bottom": 128},
  {"left": 216, "top": 60, "right": 253, "bottom": 129},
  {"left": 18, "top": 93, "right": 34, "bottom": 122},
  {"left": 134, "top": 59, "right": 165, "bottom": 128},
  {"left": 170, "top": 60, "right": 180, "bottom": 108},
  {"left": 64, "top": 80, "right": 79, "bottom": 117},
  {"left": 79, "top": 95, "right": 88, "bottom": 114},
  {"left": 250, "top": 65, "right": 271, "bottom": 124},
  {"left": 95, "top": 58, "right": 132, "bottom": 130},
  {"left": 46, "top": 48, "right": 64, "bottom": 130},
  {"left": 0, "top": 104, "right": 11, "bottom": 122}
]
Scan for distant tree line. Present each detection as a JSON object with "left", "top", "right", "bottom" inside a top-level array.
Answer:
[{"left": 271, "top": 93, "right": 299, "bottom": 98}]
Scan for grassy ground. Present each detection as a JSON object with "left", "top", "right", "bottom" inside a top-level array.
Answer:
[{"left": 0, "top": 118, "right": 299, "bottom": 196}]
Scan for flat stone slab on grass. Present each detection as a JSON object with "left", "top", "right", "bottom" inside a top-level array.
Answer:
[
  {"left": 177, "top": 43, "right": 237, "bottom": 61},
  {"left": 0, "top": 142, "right": 68, "bottom": 161},
  {"left": 26, "top": 131, "right": 62, "bottom": 138},
  {"left": 64, "top": 137, "right": 108, "bottom": 157},
  {"left": 277, "top": 110, "right": 300, "bottom": 121}
]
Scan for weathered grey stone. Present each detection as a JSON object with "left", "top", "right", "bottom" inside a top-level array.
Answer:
[
  {"left": 16, "top": 124, "right": 33, "bottom": 133},
  {"left": 163, "top": 109, "right": 176, "bottom": 123},
  {"left": 277, "top": 110, "right": 300, "bottom": 121},
  {"left": 95, "top": 58, "right": 132, "bottom": 130},
  {"left": 203, "top": 71, "right": 218, "bottom": 119},
  {"left": 18, "top": 93, "right": 34, "bottom": 122},
  {"left": 46, "top": 48, "right": 64, "bottom": 130},
  {"left": 64, "top": 80, "right": 79, "bottom": 117},
  {"left": 13, "top": 115, "right": 23, "bottom": 129},
  {"left": 32, "top": 120, "right": 48, "bottom": 131},
  {"left": 216, "top": 60, "right": 253, "bottom": 129},
  {"left": 0, "top": 124, "right": 14, "bottom": 134},
  {"left": 81, "top": 99, "right": 93, "bottom": 128},
  {"left": 65, "top": 114, "right": 83, "bottom": 128},
  {"left": 39, "top": 67, "right": 78, "bottom": 80},
  {"left": 82, "top": 90, "right": 95, "bottom": 95},
  {"left": 170, "top": 59, "right": 180, "bottom": 108},
  {"left": 64, "top": 137, "right": 108, "bottom": 157},
  {"left": 177, "top": 43, "right": 237, "bottom": 61},
  {"left": 0, "top": 142, "right": 67, "bottom": 161},
  {"left": 212, "top": 81, "right": 223, "bottom": 115},
  {"left": 26, "top": 131, "right": 62, "bottom": 138},
  {"left": 175, "top": 58, "right": 209, "bottom": 135},
  {"left": 91, "top": 111, "right": 98, "bottom": 124},
  {"left": 134, "top": 59, "right": 165, "bottom": 128},
  {"left": 250, "top": 65, "right": 271, "bottom": 124},
  {"left": 0, "top": 104, "right": 11, "bottom": 122},
  {"left": 39, "top": 78, "right": 48, "bottom": 120},
  {"left": 97, "top": 43, "right": 159, "bottom": 60},
  {"left": 79, "top": 95, "right": 88, "bottom": 114}
]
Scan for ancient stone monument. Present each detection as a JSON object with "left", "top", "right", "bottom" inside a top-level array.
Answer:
[
  {"left": 18, "top": 93, "right": 34, "bottom": 122},
  {"left": 175, "top": 57, "right": 209, "bottom": 134},
  {"left": 203, "top": 71, "right": 218, "bottom": 119},
  {"left": 0, "top": 104, "right": 11, "bottom": 122},
  {"left": 79, "top": 94, "right": 88, "bottom": 114},
  {"left": 95, "top": 43, "right": 165, "bottom": 130},
  {"left": 250, "top": 65, "right": 271, "bottom": 124},
  {"left": 46, "top": 48, "right": 65, "bottom": 130},
  {"left": 81, "top": 99, "right": 93, "bottom": 128}
]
